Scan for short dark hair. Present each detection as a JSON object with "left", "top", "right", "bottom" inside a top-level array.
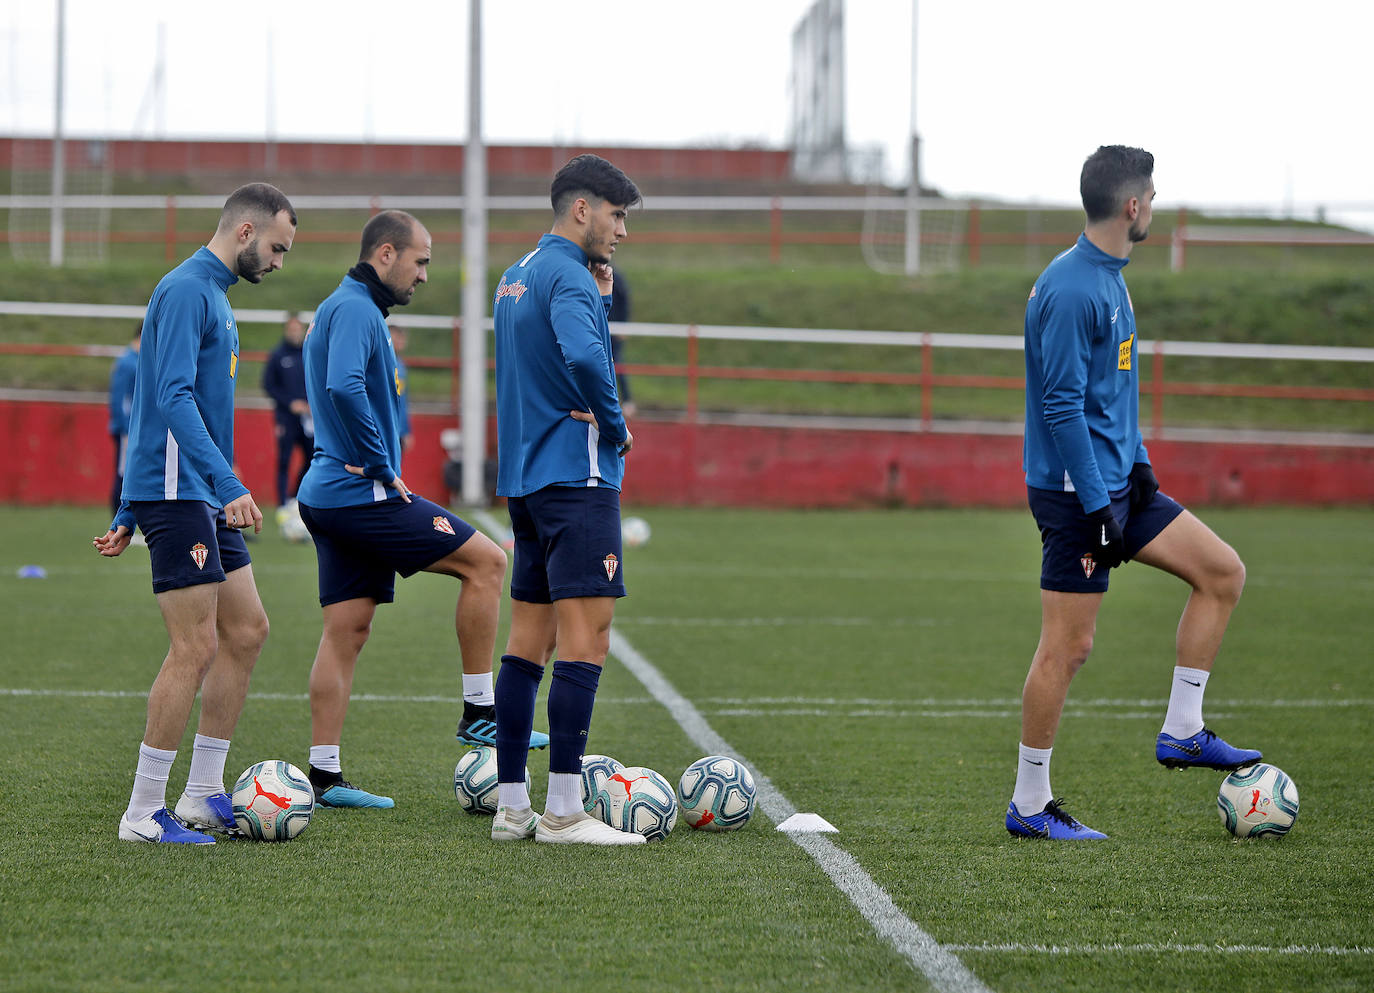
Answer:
[
  {"left": 221, "top": 182, "right": 297, "bottom": 229},
  {"left": 1080, "top": 146, "right": 1154, "bottom": 223},
  {"left": 359, "top": 209, "right": 420, "bottom": 261},
  {"left": 551, "top": 154, "right": 642, "bottom": 216}
]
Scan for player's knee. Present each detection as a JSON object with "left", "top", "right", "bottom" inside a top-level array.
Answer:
[{"left": 1208, "top": 546, "right": 1246, "bottom": 605}]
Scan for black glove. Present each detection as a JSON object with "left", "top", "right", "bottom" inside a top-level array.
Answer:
[
  {"left": 1086, "top": 505, "right": 1127, "bottom": 569},
  {"left": 1128, "top": 462, "right": 1159, "bottom": 512}
]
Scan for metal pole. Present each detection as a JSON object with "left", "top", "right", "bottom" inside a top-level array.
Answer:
[
  {"left": 903, "top": 0, "right": 920, "bottom": 276},
  {"left": 460, "top": 0, "right": 488, "bottom": 507},
  {"left": 49, "top": 0, "right": 66, "bottom": 267}
]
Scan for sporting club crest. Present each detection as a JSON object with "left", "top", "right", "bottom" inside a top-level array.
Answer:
[
  {"left": 190, "top": 542, "right": 209, "bottom": 570},
  {"left": 433, "top": 516, "right": 455, "bottom": 535},
  {"left": 603, "top": 553, "right": 619, "bottom": 581},
  {"left": 1080, "top": 553, "right": 1096, "bottom": 579}
]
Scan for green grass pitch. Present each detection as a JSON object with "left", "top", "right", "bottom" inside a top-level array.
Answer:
[{"left": 0, "top": 504, "right": 1371, "bottom": 992}]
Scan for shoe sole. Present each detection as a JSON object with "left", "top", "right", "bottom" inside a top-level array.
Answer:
[{"left": 1158, "top": 757, "right": 1261, "bottom": 771}]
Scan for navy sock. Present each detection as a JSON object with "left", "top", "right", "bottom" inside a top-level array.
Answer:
[
  {"left": 494, "top": 654, "right": 543, "bottom": 784},
  {"left": 547, "top": 660, "right": 602, "bottom": 775}
]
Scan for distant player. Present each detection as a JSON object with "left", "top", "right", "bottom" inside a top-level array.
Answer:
[
  {"left": 107, "top": 321, "right": 141, "bottom": 518},
  {"left": 296, "top": 209, "right": 545, "bottom": 811},
  {"left": 94, "top": 183, "right": 297, "bottom": 844},
  {"left": 1007, "top": 146, "right": 1258, "bottom": 840},
  {"left": 261, "top": 312, "right": 313, "bottom": 511},
  {"left": 489, "top": 154, "right": 646, "bottom": 845}
]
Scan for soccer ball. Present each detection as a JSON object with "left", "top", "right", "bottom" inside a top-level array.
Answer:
[
  {"left": 231, "top": 760, "right": 315, "bottom": 841},
  {"left": 677, "top": 755, "right": 757, "bottom": 831},
  {"left": 580, "top": 753, "right": 625, "bottom": 819},
  {"left": 597, "top": 765, "right": 678, "bottom": 841},
  {"left": 278, "top": 500, "right": 311, "bottom": 544},
  {"left": 454, "top": 746, "right": 529, "bottom": 815},
  {"left": 621, "top": 516, "right": 651, "bottom": 548},
  {"left": 1218, "top": 763, "right": 1299, "bottom": 839}
]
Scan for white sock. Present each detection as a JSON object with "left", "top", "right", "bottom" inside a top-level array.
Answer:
[
  {"left": 544, "top": 772, "right": 583, "bottom": 817},
  {"left": 1161, "top": 666, "right": 1209, "bottom": 739},
  {"left": 498, "top": 781, "right": 531, "bottom": 811},
  {"left": 1011, "top": 743, "right": 1054, "bottom": 814},
  {"left": 125, "top": 743, "right": 177, "bottom": 823},
  {"left": 462, "top": 671, "right": 495, "bottom": 707},
  {"left": 183, "top": 734, "right": 231, "bottom": 798},
  {"left": 309, "top": 745, "right": 342, "bottom": 775}
]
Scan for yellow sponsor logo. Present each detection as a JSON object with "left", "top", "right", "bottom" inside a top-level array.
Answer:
[
  {"left": 1118, "top": 333, "right": 1133, "bottom": 371},
  {"left": 229, "top": 353, "right": 238, "bottom": 379},
  {"left": 395, "top": 368, "right": 405, "bottom": 396}
]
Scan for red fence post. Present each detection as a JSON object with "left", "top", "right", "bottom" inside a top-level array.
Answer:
[
  {"left": 967, "top": 201, "right": 981, "bottom": 267},
  {"left": 1170, "top": 206, "right": 1188, "bottom": 272},
  {"left": 164, "top": 195, "right": 177, "bottom": 262},
  {"left": 686, "top": 325, "right": 699, "bottom": 423},
  {"left": 769, "top": 197, "right": 782, "bottom": 265},
  {"left": 1151, "top": 340, "right": 1165, "bottom": 438},
  {"left": 920, "top": 333, "right": 933, "bottom": 429}
]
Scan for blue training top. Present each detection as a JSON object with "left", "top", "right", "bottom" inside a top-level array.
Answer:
[
  {"left": 1023, "top": 233, "right": 1149, "bottom": 513},
  {"left": 113, "top": 247, "right": 245, "bottom": 531},
  {"left": 107, "top": 346, "right": 138, "bottom": 436},
  {"left": 297, "top": 274, "right": 405, "bottom": 508},
  {"left": 493, "top": 233, "right": 628, "bottom": 497}
]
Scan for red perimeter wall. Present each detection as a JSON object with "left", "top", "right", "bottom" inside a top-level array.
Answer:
[{"left": 6, "top": 398, "right": 1373, "bottom": 512}]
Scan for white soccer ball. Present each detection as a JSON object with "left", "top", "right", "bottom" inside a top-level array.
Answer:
[
  {"left": 454, "top": 746, "right": 529, "bottom": 815},
  {"left": 580, "top": 753, "right": 625, "bottom": 818},
  {"left": 231, "top": 760, "right": 315, "bottom": 841},
  {"left": 596, "top": 765, "right": 678, "bottom": 841},
  {"left": 278, "top": 500, "right": 311, "bottom": 544},
  {"left": 621, "top": 516, "right": 651, "bottom": 548},
  {"left": 1218, "top": 763, "right": 1299, "bottom": 839},
  {"left": 677, "top": 755, "right": 757, "bottom": 831}
]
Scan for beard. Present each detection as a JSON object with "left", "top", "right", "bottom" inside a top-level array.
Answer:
[
  {"left": 1128, "top": 220, "right": 1151, "bottom": 244},
  {"left": 385, "top": 273, "right": 416, "bottom": 305},
  {"left": 236, "top": 240, "right": 266, "bottom": 283}
]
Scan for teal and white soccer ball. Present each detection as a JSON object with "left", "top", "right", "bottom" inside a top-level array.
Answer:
[
  {"left": 677, "top": 755, "right": 757, "bottom": 831},
  {"left": 231, "top": 760, "right": 315, "bottom": 841},
  {"left": 597, "top": 765, "right": 678, "bottom": 841},
  {"left": 454, "top": 746, "right": 529, "bottom": 815},
  {"left": 277, "top": 499, "right": 311, "bottom": 543},
  {"left": 580, "top": 753, "right": 625, "bottom": 819},
  {"left": 621, "top": 516, "right": 651, "bottom": 548},
  {"left": 1218, "top": 763, "right": 1299, "bottom": 839}
]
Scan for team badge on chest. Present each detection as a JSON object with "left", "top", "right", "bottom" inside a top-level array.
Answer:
[
  {"left": 603, "top": 553, "right": 619, "bottom": 581},
  {"left": 190, "top": 542, "right": 209, "bottom": 570}
]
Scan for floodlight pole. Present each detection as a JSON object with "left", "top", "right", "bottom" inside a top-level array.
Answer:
[
  {"left": 460, "top": 0, "right": 488, "bottom": 506},
  {"left": 49, "top": 0, "right": 66, "bottom": 267},
  {"left": 903, "top": 0, "right": 920, "bottom": 276}
]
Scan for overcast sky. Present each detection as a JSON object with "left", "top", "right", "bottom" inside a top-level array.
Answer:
[{"left": 4, "top": 1, "right": 1371, "bottom": 220}]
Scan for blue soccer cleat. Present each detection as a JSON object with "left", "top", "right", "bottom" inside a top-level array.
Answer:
[
  {"left": 118, "top": 807, "right": 216, "bottom": 844},
  {"left": 457, "top": 703, "right": 549, "bottom": 750},
  {"left": 1006, "top": 799, "right": 1108, "bottom": 840},
  {"left": 309, "top": 768, "right": 395, "bottom": 809},
  {"left": 1156, "top": 727, "right": 1262, "bottom": 770},
  {"left": 174, "top": 791, "right": 242, "bottom": 836}
]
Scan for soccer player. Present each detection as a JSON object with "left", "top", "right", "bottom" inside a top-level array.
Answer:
[
  {"left": 261, "top": 312, "right": 313, "bottom": 512},
  {"left": 1007, "top": 146, "right": 1259, "bottom": 840},
  {"left": 93, "top": 183, "right": 298, "bottom": 844},
  {"left": 488, "top": 154, "right": 646, "bottom": 846},
  {"left": 296, "top": 209, "right": 544, "bottom": 810},
  {"left": 107, "top": 321, "right": 140, "bottom": 518}
]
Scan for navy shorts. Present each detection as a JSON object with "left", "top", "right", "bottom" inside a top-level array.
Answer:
[
  {"left": 1028, "top": 485, "right": 1185, "bottom": 593},
  {"left": 508, "top": 485, "right": 626, "bottom": 603},
  {"left": 298, "top": 495, "right": 477, "bottom": 607},
  {"left": 130, "top": 500, "right": 251, "bottom": 594}
]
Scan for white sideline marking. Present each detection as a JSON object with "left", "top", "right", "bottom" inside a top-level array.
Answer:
[
  {"left": 777, "top": 812, "right": 838, "bottom": 833},
  {"left": 608, "top": 627, "right": 990, "bottom": 993},
  {"left": 946, "top": 943, "right": 1374, "bottom": 957},
  {"left": 468, "top": 508, "right": 989, "bottom": 993}
]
